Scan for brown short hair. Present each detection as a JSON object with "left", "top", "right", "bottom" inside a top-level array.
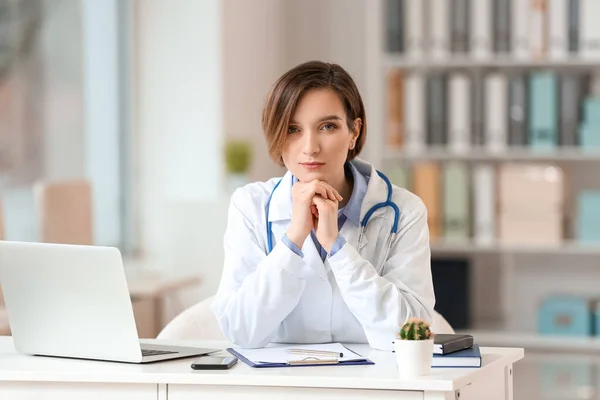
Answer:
[{"left": 262, "top": 61, "right": 367, "bottom": 166}]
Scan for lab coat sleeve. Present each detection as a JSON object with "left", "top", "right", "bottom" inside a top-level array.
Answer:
[
  {"left": 327, "top": 200, "right": 435, "bottom": 351},
  {"left": 211, "top": 188, "right": 311, "bottom": 348}
]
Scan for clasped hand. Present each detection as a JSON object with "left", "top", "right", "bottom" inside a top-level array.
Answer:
[{"left": 286, "top": 180, "right": 342, "bottom": 253}]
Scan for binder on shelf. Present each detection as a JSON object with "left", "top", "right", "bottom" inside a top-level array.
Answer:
[
  {"left": 579, "top": 0, "right": 600, "bottom": 59},
  {"left": 485, "top": 73, "right": 508, "bottom": 152},
  {"left": 512, "top": 0, "right": 530, "bottom": 58},
  {"left": 451, "top": 0, "right": 470, "bottom": 53},
  {"left": 576, "top": 191, "right": 600, "bottom": 242},
  {"left": 559, "top": 74, "right": 585, "bottom": 146},
  {"left": 579, "top": 124, "right": 600, "bottom": 150},
  {"left": 582, "top": 97, "right": 600, "bottom": 127},
  {"left": 473, "top": 164, "right": 495, "bottom": 244},
  {"left": 387, "top": 69, "right": 405, "bottom": 148},
  {"left": 579, "top": 97, "right": 600, "bottom": 149},
  {"left": 448, "top": 73, "right": 471, "bottom": 152},
  {"left": 492, "top": 0, "right": 511, "bottom": 53},
  {"left": 412, "top": 163, "right": 442, "bottom": 239},
  {"left": 426, "top": 73, "right": 448, "bottom": 146},
  {"left": 549, "top": 0, "right": 568, "bottom": 59},
  {"left": 471, "top": 72, "right": 486, "bottom": 147},
  {"left": 405, "top": 0, "right": 425, "bottom": 58},
  {"left": 471, "top": 0, "right": 492, "bottom": 59},
  {"left": 385, "top": 0, "right": 405, "bottom": 53},
  {"left": 529, "top": 72, "right": 558, "bottom": 149},
  {"left": 530, "top": 0, "right": 549, "bottom": 59},
  {"left": 430, "top": 0, "right": 450, "bottom": 59},
  {"left": 443, "top": 162, "right": 470, "bottom": 239},
  {"left": 508, "top": 73, "right": 528, "bottom": 146},
  {"left": 568, "top": 0, "right": 580, "bottom": 53},
  {"left": 405, "top": 73, "right": 426, "bottom": 152}
]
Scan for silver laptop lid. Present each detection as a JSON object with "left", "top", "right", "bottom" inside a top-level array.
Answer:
[{"left": 0, "top": 241, "right": 143, "bottom": 363}]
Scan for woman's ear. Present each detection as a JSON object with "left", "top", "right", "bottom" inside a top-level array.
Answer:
[{"left": 352, "top": 118, "right": 362, "bottom": 140}]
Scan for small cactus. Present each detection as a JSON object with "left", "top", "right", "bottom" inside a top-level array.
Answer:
[{"left": 398, "top": 318, "right": 432, "bottom": 340}]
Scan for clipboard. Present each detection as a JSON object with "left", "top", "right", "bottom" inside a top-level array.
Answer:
[{"left": 227, "top": 343, "right": 375, "bottom": 368}]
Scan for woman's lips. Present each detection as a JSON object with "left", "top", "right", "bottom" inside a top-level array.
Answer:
[{"left": 300, "top": 162, "right": 325, "bottom": 170}]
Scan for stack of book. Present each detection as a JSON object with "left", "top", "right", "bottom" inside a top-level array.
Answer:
[{"left": 432, "top": 333, "right": 481, "bottom": 367}]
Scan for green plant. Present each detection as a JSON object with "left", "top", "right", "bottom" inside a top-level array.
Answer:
[
  {"left": 397, "top": 318, "right": 432, "bottom": 340},
  {"left": 224, "top": 140, "right": 252, "bottom": 174}
]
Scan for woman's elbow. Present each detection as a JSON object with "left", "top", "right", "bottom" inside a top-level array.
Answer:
[
  {"left": 221, "top": 323, "right": 272, "bottom": 349},
  {"left": 212, "top": 307, "right": 272, "bottom": 349}
]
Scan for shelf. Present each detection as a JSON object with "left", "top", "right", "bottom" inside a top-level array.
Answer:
[
  {"left": 384, "top": 54, "right": 600, "bottom": 71},
  {"left": 384, "top": 147, "right": 600, "bottom": 163},
  {"left": 430, "top": 239, "right": 600, "bottom": 256},
  {"left": 456, "top": 328, "right": 600, "bottom": 353}
]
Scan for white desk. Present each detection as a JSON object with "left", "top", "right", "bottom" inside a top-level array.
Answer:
[{"left": 0, "top": 337, "right": 523, "bottom": 400}]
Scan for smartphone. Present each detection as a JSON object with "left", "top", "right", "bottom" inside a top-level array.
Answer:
[{"left": 190, "top": 356, "right": 238, "bottom": 370}]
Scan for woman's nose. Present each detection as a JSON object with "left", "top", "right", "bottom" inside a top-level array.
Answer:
[{"left": 302, "top": 131, "right": 320, "bottom": 155}]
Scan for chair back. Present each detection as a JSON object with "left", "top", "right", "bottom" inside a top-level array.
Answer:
[
  {"left": 158, "top": 295, "right": 455, "bottom": 340},
  {"left": 34, "top": 179, "right": 93, "bottom": 245}
]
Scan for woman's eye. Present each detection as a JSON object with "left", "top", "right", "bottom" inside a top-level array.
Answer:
[
  {"left": 287, "top": 126, "right": 299, "bottom": 134},
  {"left": 322, "top": 123, "right": 337, "bottom": 131}
]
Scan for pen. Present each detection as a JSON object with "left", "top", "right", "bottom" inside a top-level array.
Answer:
[{"left": 285, "top": 349, "right": 344, "bottom": 358}]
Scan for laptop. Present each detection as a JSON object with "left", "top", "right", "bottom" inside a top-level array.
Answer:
[{"left": 0, "top": 240, "right": 219, "bottom": 363}]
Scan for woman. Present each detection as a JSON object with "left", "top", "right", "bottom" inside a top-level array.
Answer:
[{"left": 212, "top": 61, "right": 435, "bottom": 350}]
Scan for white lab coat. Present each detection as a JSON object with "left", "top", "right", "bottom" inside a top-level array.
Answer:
[{"left": 211, "top": 158, "right": 435, "bottom": 350}]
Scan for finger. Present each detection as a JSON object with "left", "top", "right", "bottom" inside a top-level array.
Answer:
[
  {"left": 311, "top": 204, "right": 319, "bottom": 217},
  {"left": 312, "top": 195, "right": 337, "bottom": 211},
  {"left": 311, "top": 182, "right": 329, "bottom": 199},
  {"left": 316, "top": 182, "right": 337, "bottom": 202},
  {"left": 320, "top": 181, "right": 343, "bottom": 202}
]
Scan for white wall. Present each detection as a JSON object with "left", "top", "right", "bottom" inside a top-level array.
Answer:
[
  {"left": 222, "top": 0, "right": 286, "bottom": 182},
  {"left": 134, "top": 0, "right": 225, "bottom": 309}
]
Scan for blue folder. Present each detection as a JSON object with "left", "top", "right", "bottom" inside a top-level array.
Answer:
[
  {"left": 528, "top": 72, "right": 558, "bottom": 149},
  {"left": 227, "top": 345, "right": 374, "bottom": 368}
]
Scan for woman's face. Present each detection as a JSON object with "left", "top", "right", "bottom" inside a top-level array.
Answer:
[{"left": 281, "top": 88, "right": 360, "bottom": 184}]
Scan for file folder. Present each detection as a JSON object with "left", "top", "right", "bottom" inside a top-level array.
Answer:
[{"left": 227, "top": 343, "right": 374, "bottom": 368}]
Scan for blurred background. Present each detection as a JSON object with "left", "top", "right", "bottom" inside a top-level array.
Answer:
[{"left": 1, "top": 0, "right": 600, "bottom": 398}]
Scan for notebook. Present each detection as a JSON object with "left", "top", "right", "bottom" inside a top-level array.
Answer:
[
  {"left": 434, "top": 334, "right": 474, "bottom": 355},
  {"left": 432, "top": 344, "right": 482, "bottom": 368},
  {"left": 227, "top": 343, "right": 374, "bottom": 368}
]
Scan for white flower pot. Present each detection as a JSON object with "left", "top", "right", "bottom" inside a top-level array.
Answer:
[{"left": 394, "top": 339, "right": 434, "bottom": 378}]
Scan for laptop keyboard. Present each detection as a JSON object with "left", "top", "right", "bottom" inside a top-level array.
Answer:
[{"left": 142, "top": 349, "right": 179, "bottom": 357}]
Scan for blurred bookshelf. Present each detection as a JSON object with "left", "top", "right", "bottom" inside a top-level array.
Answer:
[
  {"left": 384, "top": 55, "right": 600, "bottom": 71},
  {"left": 366, "top": 0, "right": 600, "bottom": 351},
  {"left": 385, "top": 147, "right": 600, "bottom": 163},
  {"left": 430, "top": 238, "right": 600, "bottom": 256},
  {"left": 455, "top": 328, "right": 600, "bottom": 353}
]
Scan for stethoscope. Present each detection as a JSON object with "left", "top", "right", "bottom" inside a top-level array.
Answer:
[{"left": 265, "top": 170, "right": 400, "bottom": 263}]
